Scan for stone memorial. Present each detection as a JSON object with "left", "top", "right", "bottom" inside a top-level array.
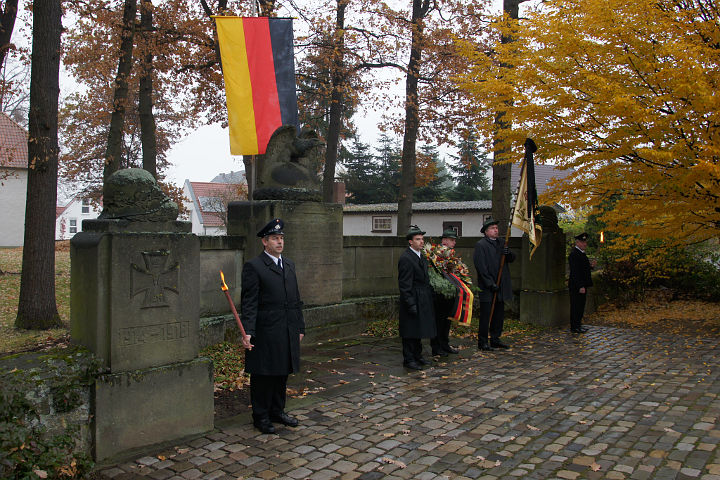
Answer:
[
  {"left": 70, "top": 168, "right": 213, "bottom": 462},
  {"left": 228, "top": 125, "right": 343, "bottom": 306},
  {"left": 518, "top": 206, "right": 570, "bottom": 327}
]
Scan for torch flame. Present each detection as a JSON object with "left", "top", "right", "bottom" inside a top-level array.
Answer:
[
  {"left": 220, "top": 270, "right": 229, "bottom": 291},
  {"left": 600, "top": 231, "right": 605, "bottom": 243}
]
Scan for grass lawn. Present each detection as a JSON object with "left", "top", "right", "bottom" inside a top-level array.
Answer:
[{"left": 0, "top": 244, "right": 70, "bottom": 355}]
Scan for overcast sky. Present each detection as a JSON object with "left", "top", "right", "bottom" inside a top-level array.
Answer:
[{"left": 163, "top": 0, "right": 530, "bottom": 188}]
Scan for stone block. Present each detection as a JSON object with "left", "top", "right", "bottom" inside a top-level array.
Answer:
[
  {"left": 227, "top": 200, "right": 343, "bottom": 306},
  {"left": 519, "top": 231, "right": 568, "bottom": 327},
  {"left": 198, "top": 237, "right": 244, "bottom": 317},
  {"left": 197, "top": 296, "right": 399, "bottom": 348},
  {"left": 93, "top": 357, "right": 214, "bottom": 462},
  {"left": 519, "top": 289, "right": 570, "bottom": 327},
  {"left": 71, "top": 228, "right": 200, "bottom": 372}
]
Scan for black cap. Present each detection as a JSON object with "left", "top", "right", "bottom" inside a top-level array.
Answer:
[
  {"left": 405, "top": 225, "right": 426, "bottom": 240},
  {"left": 257, "top": 218, "right": 284, "bottom": 238},
  {"left": 575, "top": 232, "right": 589, "bottom": 241},
  {"left": 441, "top": 228, "right": 458, "bottom": 239},
  {"left": 481, "top": 218, "right": 498, "bottom": 234}
]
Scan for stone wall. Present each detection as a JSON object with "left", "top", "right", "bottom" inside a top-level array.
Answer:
[
  {"left": 196, "top": 234, "right": 527, "bottom": 350},
  {"left": 341, "top": 235, "right": 522, "bottom": 314},
  {"left": 0, "top": 349, "right": 98, "bottom": 463}
]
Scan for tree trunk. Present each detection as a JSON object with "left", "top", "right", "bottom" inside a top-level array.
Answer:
[
  {"left": 322, "top": 0, "right": 347, "bottom": 203},
  {"left": 0, "top": 0, "right": 18, "bottom": 69},
  {"left": 397, "top": 0, "right": 430, "bottom": 236},
  {"left": 15, "top": 0, "right": 63, "bottom": 329},
  {"left": 139, "top": 0, "right": 157, "bottom": 178},
  {"left": 491, "top": 0, "right": 522, "bottom": 236},
  {"left": 104, "top": 0, "right": 137, "bottom": 184}
]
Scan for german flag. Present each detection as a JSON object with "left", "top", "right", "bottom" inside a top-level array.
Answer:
[
  {"left": 446, "top": 273, "right": 474, "bottom": 325},
  {"left": 215, "top": 17, "right": 299, "bottom": 155}
]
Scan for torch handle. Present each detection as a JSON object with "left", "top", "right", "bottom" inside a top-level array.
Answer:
[{"left": 223, "top": 290, "right": 248, "bottom": 338}]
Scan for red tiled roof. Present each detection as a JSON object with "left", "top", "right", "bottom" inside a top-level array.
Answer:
[
  {"left": 56, "top": 206, "right": 67, "bottom": 218},
  {"left": 0, "top": 113, "right": 27, "bottom": 169},
  {"left": 189, "top": 181, "right": 247, "bottom": 228}
]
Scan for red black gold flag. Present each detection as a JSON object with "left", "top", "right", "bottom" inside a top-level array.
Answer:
[
  {"left": 215, "top": 17, "right": 299, "bottom": 155},
  {"left": 446, "top": 273, "right": 474, "bottom": 325}
]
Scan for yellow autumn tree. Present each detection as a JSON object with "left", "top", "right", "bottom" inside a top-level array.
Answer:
[{"left": 456, "top": 0, "right": 720, "bottom": 249}]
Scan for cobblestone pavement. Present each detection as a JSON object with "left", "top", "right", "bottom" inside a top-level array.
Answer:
[{"left": 97, "top": 326, "right": 720, "bottom": 479}]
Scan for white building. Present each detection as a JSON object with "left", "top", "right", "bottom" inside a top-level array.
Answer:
[
  {"left": 55, "top": 196, "right": 102, "bottom": 240},
  {"left": 343, "top": 164, "right": 571, "bottom": 237},
  {"left": 0, "top": 113, "right": 28, "bottom": 247},
  {"left": 183, "top": 180, "right": 247, "bottom": 236},
  {"left": 343, "top": 201, "right": 494, "bottom": 238}
]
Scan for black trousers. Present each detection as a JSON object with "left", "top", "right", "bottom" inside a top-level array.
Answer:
[
  {"left": 570, "top": 292, "right": 587, "bottom": 330},
  {"left": 478, "top": 300, "right": 504, "bottom": 342},
  {"left": 431, "top": 295, "right": 453, "bottom": 352},
  {"left": 250, "top": 374, "right": 288, "bottom": 421},
  {"left": 401, "top": 337, "right": 424, "bottom": 364}
]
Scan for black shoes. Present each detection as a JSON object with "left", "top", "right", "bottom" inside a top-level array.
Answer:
[
  {"left": 571, "top": 326, "right": 589, "bottom": 334},
  {"left": 253, "top": 418, "right": 276, "bottom": 434},
  {"left": 444, "top": 346, "right": 459, "bottom": 354},
  {"left": 490, "top": 339, "right": 510, "bottom": 349},
  {"left": 432, "top": 349, "right": 449, "bottom": 357},
  {"left": 271, "top": 412, "right": 299, "bottom": 427},
  {"left": 403, "top": 361, "right": 423, "bottom": 370},
  {"left": 417, "top": 357, "right": 429, "bottom": 366},
  {"left": 255, "top": 412, "right": 299, "bottom": 432},
  {"left": 478, "top": 340, "right": 495, "bottom": 351}
]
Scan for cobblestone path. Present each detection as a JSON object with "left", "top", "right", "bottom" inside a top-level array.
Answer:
[{"left": 97, "top": 327, "right": 720, "bottom": 480}]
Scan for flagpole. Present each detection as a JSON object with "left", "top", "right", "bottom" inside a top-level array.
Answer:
[{"left": 488, "top": 139, "right": 536, "bottom": 328}]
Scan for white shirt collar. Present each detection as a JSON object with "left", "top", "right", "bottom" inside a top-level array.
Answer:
[
  {"left": 264, "top": 251, "right": 282, "bottom": 265},
  {"left": 410, "top": 247, "right": 422, "bottom": 257},
  {"left": 575, "top": 245, "right": 585, "bottom": 254}
]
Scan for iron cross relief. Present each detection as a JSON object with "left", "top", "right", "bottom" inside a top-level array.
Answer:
[{"left": 130, "top": 250, "right": 180, "bottom": 308}]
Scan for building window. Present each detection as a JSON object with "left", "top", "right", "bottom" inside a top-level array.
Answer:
[
  {"left": 69, "top": 219, "right": 77, "bottom": 234},
  {"left": 82, "top": 198, "right": 91, "bottom": 214},
  {"left": 442, "top": 221, "right": 462, "bottom": 237},
  {"left": 372, "top": 216, "right": 392, "bottom": 233}
]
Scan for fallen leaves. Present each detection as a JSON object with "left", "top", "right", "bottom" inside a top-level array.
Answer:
[
  {"left": 381, "top": 457, "right": 407, "bottom": 468},
  {"left": 587, "top": 298, "right": 720, "bottom": 336}
]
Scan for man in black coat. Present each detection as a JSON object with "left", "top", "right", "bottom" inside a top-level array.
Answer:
[
  {"left": 568, "top": 232, "right": 596, "bottom": 334},
  {"left": 398, "top": 225, "right": 436, "bottom": 370},
  {"left": 241, "top": 218, "right": 305, "bottom": 434},
  {"left": 430, "top": 228, "right": 461, "bottom": 357},
  {"left": 473, "top": 218, "right": 515, "bottom": 350}
]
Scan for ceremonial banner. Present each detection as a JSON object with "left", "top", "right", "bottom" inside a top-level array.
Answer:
[
  {"left": 511, "top": 138, "right": 542, "bottom": 258},
  {"left": 215, "top": 17, "right": 299, "bottom": 155},
  {"left": 447, "top": 273, "right": 473, "bottom": 325}
]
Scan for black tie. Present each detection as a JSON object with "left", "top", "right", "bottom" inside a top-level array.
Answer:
[{"left": 278, "top": 258, "right": 283, "bottom": 270}]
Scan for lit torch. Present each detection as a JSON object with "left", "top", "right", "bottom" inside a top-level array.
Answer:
[
  {"left": 600, "top": 231, "right": 605, "bottom": 243},
  {"left": 220, "top": 271, "right": 252, "bottom": 350}
]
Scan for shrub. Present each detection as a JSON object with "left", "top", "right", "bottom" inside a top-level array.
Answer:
[{"left": 0, "top": 351, "right": 96, "bottom": 480}]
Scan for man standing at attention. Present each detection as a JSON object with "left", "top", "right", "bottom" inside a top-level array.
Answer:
[
  {"left": 241, "top": 218, "right": 304, "bottom": 434},
  {"left": 430, "top": 229, "right": 461, "bottom": 357},
  {"left": 473, "top": 218, "right": 515, "bottom": 351},
  {"left": 568, "top": 232, "right": 596, "bottom": 334},
  {"left": 398, "top": 225, "right": 436, "bottom": 370}
]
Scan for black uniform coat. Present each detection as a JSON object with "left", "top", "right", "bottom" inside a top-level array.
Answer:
[
  {"left": 473, "top": 237, "right": 515, "bottom": 302},
  {"left": 568, "top": 247, "right": 593, "bottom": 292},
  {"left": 398, "top": 248, "right": 436, "bottom": 339},
  {"left": 241, "top": 253, "right": 305, "bottom": 376}
]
